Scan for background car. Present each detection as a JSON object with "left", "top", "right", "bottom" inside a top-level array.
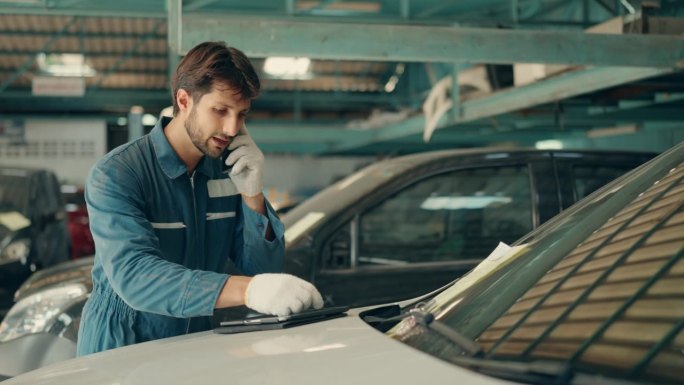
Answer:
[
  {"left": 0, "top": 147, "right": 656, "bottom": 375},
  {"left": 60, "top": 185, "right": 94, "bottom": 260},
  {"left": 0, "top": 167, "right": 71, "bottom": 318},
  {"left": 282, "top": 148, "right": 656, "bottom": 306},
  {"left": 3, "top": 142, "right": 681, "bottom": 385}
]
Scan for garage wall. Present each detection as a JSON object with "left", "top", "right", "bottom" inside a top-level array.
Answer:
[{"left": 0, "top": 119, "right": 107, "bottom": 186}]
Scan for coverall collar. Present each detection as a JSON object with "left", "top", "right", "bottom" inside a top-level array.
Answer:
[
  {"left": 150, "top": 116, "right": 187, "bottom": 179},
  {"left": 151, "top": 116, "right": 221, "bottom": 180}
]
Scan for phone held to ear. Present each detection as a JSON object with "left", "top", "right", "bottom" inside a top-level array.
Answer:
[{"left": 221, "top": 148, "right": 231, "bottom": 172}]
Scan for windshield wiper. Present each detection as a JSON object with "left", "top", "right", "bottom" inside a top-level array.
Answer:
[
  {"left": 363, "top": 307, "right": 646, "bottom": 385},
  {"left": 363, "top": 304, "right": 484, "bottom": 357}
]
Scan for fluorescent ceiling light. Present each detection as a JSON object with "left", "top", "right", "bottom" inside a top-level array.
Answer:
[
  {"left": 384, "top": 63, "right": 405, "bottom": 93},
  {"left": 535, "top": 140, "right": 564, "bottom": 150},
  {"left": 36, "top": 53, "right": 96, "bottom": 77},
  {"left": 263, "top": 57, "right": 311, "bottom": 78}
]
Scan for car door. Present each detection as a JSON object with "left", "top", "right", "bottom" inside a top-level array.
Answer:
[{"left": 311, "top": 152, "right": 561, "bottom": 307}]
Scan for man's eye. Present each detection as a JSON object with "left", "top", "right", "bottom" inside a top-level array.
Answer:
[{"left": 213, "top": 108, "right": 227, "bottom": 114}]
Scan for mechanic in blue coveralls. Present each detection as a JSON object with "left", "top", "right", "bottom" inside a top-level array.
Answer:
[{"left": 77, "top": 41, "right": 324, "bottom": 355}]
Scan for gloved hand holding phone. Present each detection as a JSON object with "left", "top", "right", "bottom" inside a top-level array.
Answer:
[
  {"left": 225, "top": 125, "right": 264, "bottom": 197},
  {"left": 245, "top": 273, "right": 325, "bottom": 316}
]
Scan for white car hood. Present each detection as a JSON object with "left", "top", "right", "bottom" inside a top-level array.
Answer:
[{"left": 5, "top": 311, "right": 513, "bottom": 385}]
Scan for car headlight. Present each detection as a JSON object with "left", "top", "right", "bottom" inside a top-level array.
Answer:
[
  {"left": 0, "top": 238, "right": 30, "bottom": 265},
  {"left": 0, "top": 283, "right": 87, "bottom": 343}
]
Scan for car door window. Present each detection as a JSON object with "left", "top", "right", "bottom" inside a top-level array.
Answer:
[
  {"left": 356, "top": 165, "right": 533, "bottom": 267},
  {"left": 573, "top": 165, "right": 636, "bottom": 200}
]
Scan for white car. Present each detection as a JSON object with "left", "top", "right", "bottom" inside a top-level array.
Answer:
[{"left": 3, "top": 141, "right": 683, "bottom": 385}]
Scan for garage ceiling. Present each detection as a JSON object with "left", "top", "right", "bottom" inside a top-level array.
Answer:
[{"left": 0, "top": 0, "right": 682, "bottom": 154}]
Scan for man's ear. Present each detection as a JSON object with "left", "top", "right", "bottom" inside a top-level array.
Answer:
[{"left": 176, "top": 89, "right": 192, "bottom": 114}]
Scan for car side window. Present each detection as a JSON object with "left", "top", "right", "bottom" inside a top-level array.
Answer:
[
  {"left": 573, "top": 165, "right": 635, "bottom": 200},
  {"left": 353, "top": 165, "right": 533, "bottom": 267}
]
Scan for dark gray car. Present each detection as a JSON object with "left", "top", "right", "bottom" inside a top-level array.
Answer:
[{"left": 282, "top": 148, "right": 656, "bottom": 306}]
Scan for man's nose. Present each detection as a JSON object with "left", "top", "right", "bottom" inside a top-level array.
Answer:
[{"left": 222, "top": 118, "right": 240, "bottom": 137}]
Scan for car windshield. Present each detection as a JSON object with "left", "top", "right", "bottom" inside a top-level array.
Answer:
[
  {"left": 0, "top": 172, "right": 30, "bottom": 214},
  {"left": 388, "top": 142, "right": 684, "bottom": 385}
]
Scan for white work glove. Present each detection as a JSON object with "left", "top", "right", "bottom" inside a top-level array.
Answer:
[
  {"left": 225, "top": 125, "right": 264, "bottom": 197},
  {"left": 245, "top": 273, "right": 325, "bottom": 316}
]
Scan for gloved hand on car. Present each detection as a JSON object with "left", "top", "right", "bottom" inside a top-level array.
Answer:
[
  {"left": 245, "top": 273, "right": 324, "bottom": 316},
  {"left": 225, "top": 125, "right": 264, "bottom": 197}
]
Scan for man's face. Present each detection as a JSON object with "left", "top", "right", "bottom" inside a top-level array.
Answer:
[{"left": 183, "top": 84, "right": 251, "bottom": 159}]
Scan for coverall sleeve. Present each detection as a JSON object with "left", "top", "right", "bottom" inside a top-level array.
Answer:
[
  {"left": 231, "top": 198, "right": 285, "bottom": 275},
  {"left": 86, "top": 158, "right": 228, "bottom": 318}
]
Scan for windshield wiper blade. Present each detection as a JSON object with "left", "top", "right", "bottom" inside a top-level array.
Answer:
[
  {"left": 410, "top": 310, "right": 484, "bottom": 357},
  {"left": 363, "top": 305, "right": 483, "bottom": 357},
  {"left": 364, "top": 308, "right": 645, "bottom": 385}
]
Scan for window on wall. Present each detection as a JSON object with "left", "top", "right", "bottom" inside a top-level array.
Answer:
[
  {"left": 43, "top": 141, "right": 58, "bottom": 157},
  {"left": 80, "top": 141, "right": 95, "bottom": 157},
  {"left": 25, "top": 143, "right": 39, "bottom": 157},
  {"left": 62, "top": 141, "right": 77, "bottom": 157},
  {"left": 356, "top": 165, "right": 533, "bottom": 267},
  {"left": 5, "top": 145, "right": 22, "bottom": 158}
]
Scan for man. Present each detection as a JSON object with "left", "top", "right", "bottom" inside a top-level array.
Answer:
[{"left": 77, "top": 41, "right": 323, "bottom": 356}]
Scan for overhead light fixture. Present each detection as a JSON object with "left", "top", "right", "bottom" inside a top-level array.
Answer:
[
  {"left": 263, "top": 57, "right": 311, "bottom": 78},
  {"left": 36, "top": 53, "right": 96, "bottom": 77},
  {"left": 535, "top": 140, "right": 564, "bottom": 150},
  {"left": 384, "top": 63, "right": 405, "bottom": 93}
]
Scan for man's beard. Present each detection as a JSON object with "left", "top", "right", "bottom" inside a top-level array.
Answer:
[{"left": 184, "top": 106, "right": 221, "bottom": 159}]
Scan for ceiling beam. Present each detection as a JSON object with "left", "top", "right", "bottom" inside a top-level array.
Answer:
[
  {"left": 244, "top": 123, "right": 604, "bottom": 154},
  {"left": 0, "top": 89, "right": 406, "bottom": 114},
  {"left": 0, "top": 89, "right": 170, "bottom": 114},
  {"left": 457, "top": 66, "right": 675, "bottom": 122},
  {"left": 322, "top": 65, "right": 676, "bottom": 152},
  {"left": 0, "top": 30, "right": 165, "bottom": 39},
  {"left": 182, "top": 15, "right": 684, "bottom": 67},
  {"left": 0, "top": 7, "right": 165, "bottom": 18}
]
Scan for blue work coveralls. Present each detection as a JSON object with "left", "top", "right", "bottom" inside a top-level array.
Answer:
[{"left": 76, "top": 117, "right": 285, "bottom": 355}]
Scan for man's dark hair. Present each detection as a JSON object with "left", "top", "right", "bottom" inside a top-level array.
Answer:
[{"left": 171, "top": 41, "right": 260, "bottom": 115}]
